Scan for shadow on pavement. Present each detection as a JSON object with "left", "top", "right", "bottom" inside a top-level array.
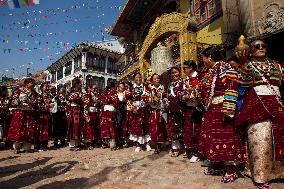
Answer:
[
  {"left": 37, "top": 177, "right": 89, "bottom": 189},
  {"left": 0, "top": 156, "right": 19, "bottom": 162},
  {"left": 0, "top": 160, "right": 78, "bottom": 189},
  {"left": 0, "top": 157, "right": 52, "bottom": 178}
]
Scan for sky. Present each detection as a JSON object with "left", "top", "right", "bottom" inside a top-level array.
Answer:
[{"left": 0, "top": 0, "right": 126, "bottom": 78}]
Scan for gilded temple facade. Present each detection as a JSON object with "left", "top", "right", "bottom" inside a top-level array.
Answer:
[
  {"left": 111, "top": 0, "right": 284, "bottom": 81},
  {"left": 110, "top": 0, "right": 225, "bottom": 81}
]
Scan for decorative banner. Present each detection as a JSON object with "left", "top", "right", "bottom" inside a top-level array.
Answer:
[{"left": 7, "top": 0, "right": 39, "bottom": 9}]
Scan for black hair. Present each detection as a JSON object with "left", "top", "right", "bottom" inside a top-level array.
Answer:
[
  {"left": 150, "top": 73, "right": 160, "bottom": 82},
  {"left": 170, "top": 66, "right": 181, "bottom": 73},
  {"left": 0, "top": 86, "right": 8, "bottom": 98},
  {"left": 201, "top": 46, "right": 223, "bottom": 62},
  {"left": 40, "top": 82, "right": 49, "bottom": 90},
  {"left": 106, "top": 81, "right": 116, "bottom": 90},
  {"left": 133, "top": 73, "right": 142, "bottom": 79},
  {"left": 183, "top": 60, "right": 197, "bottom": 71},
  {"left": 23, "top": 78, "right": 35, "bottom": 86},
  {"left": 118, "top": 82, "right": 125, "bottom": 86},
  {"left": 250, "top": 38, "right": 266, "bottom": 49},
  {"left": 125, "top": 81, "right": 133, "bottom": 87},
  {"left": 72, "top": 78, "right": 81, "bottom": 89}
]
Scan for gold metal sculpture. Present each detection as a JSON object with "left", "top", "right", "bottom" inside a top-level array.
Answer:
[{"left": 139, "top": 12, "right": 198, "bottom": 80}]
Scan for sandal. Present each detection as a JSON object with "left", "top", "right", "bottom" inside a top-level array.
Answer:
[
  {"left": 101, "top": 143, "right": 108, "bottom": 149},
  {"left": 14, "top": 149, "right": 20, "bottom": 154},
  {"left": 123, "top": 142, "right": 129, "bottom": 148},
  {"left": 88, "top": 146, "right": 94, "bottom": 150},
  {"left": 183, "top": 152, "right": 190, "bottom": 158},
  {"left": 257, "top": 183, "right": 272, "bottom": 189},
  {"left": 221, "top": 173, "right": 238, "bottom": 183},
  {"left": 204, "top": 167, "right": 225, "bottom": 175},
  {"left": 169, "top": 149, "right": 179, "bottom": 157}
]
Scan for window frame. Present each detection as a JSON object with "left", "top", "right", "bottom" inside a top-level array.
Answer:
[{"left": 192, "top": 0, "right": 221, "bottom": 26}]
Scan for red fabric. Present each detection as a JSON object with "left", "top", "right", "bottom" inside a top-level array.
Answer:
[
  {"left": 83, "top": 112, "right": 99, "bottom": 140},
  {"left": 166, "top": 112, "right": 183, "bottom": 142},
  {"left": 236, "top": 89, "right": 272, "bottom": 126},
  {"left": 121, "top": 110, "right": 131, "bottom": 138},
  {"left": 198, "top": 103, "right": 246, "bottom": 162},
  {"left": 236, "top": 88, "right": 284, "bottom": 161},
  {"left": 148, "top": 109, "right": 166, "bottom": 143},
  {"left": 100, "top": 110, "right": 117, "bottom": 139},
  {"left": 7, "top": 109, "right": 37, "bottom": 143},
  {"left": 128, "top": 108, "right": 148, "bottom": 137},
  {"left": 183, "top": 107, "right": 202, "bottom": 148},
  {"left": 37, "top": 111, "right": 50, "bottom": 142},
  {"left": 67, "top": 106, "right": 82, "bottom": 141}
]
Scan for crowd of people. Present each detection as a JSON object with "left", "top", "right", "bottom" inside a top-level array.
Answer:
[{"left": 0, "top": 37, "right": 283, "bottom": 189}]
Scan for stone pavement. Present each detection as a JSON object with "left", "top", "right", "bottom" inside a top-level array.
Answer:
[{"left": 0, "top": 147, "right": 283, "bottom": 189}]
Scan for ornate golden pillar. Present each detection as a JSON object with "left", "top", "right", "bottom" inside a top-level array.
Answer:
[{"left": 179, "top": 31, "right": 197, "bottom": 76}]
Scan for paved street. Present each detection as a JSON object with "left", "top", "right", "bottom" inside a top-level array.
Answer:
[{"left": 0, "top": 147, "right": 283, "bottom": 189}]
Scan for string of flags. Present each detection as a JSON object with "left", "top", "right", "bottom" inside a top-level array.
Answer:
[
  {"left": 0, "top": 0, "right": 125, "bottom": 77},
  {"left": 7, "top": 0, "right": 40, "bottom": 9}
]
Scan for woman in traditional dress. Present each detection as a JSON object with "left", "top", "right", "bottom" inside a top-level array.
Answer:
[
  {"left": 181, "top": 60, "right": 203, "bottom": 162},
  {"left": 7, "top": 78, "right": 38, "bottom": 153},
  {"left": 36, "top": 82, "right": 52, "bottom": 151},
  {"left": 235, "top": 38, "right": 284, "bottom": 189},
  {"left": 53, "top": 86, "right": 68, "bottom": 148},
  {"left": 198, "top": 46, "right": 246, "bottom": 183},
  {"left": 99, "top": 81, "right": 119, "bottom": 150},
  {"left": 82, "top": 84, "right": 100, "bottom": 149},
  {"left": 145, "top": 74, "right": 167, "bottom": 154},
  {"left": 128, "top": 73, "right": 151, "bottom": 152},
  {"left": 166, "top": 67, "right": 183, "bottom": 157},
  {"left": 67, "top": 78, "right": 83, "bottom": 151}
]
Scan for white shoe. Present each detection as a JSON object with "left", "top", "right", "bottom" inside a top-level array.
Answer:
[
  {"left": 135, "top": 146, "right": 142, "bottom": 153},
  {"left": 189, "top": 155, "right": 200, "bottom": 163},
  {"left": 146, "top": 144, "right": 152, "bottom": 152}
]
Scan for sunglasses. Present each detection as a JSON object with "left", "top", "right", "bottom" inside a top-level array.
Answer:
[{"left": 253, "top": 43, "right": 268, "bottom": 49}]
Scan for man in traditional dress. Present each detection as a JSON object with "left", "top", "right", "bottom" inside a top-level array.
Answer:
[{"left": 53, "top": 86, "right": 68, "bottom": 148}]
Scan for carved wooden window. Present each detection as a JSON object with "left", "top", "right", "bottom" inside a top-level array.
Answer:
[
  {"left": 65, "top": 61, "right": 72, "bottom": 76},
  {"left": 86, "top": 52, "right": 95, "bottom": 67},
  {"left": 57, "top": 67, "right": 63, "bottom": 80},
  {"left": 74, "top": 56, "right": 81, "bottom": 70},
  {"left": 107, "top": 57, "right": 118, "bottom": 74},
  {"left": 51, "top": 72, "right": 56, "bottom": 82},
  {"left": 192, "top": 0, "right": 222, "bottom": 25}
]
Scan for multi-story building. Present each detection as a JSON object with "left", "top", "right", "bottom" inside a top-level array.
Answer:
[{"left": 46, "top": 40, "right": 124, "bottom": 91}]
